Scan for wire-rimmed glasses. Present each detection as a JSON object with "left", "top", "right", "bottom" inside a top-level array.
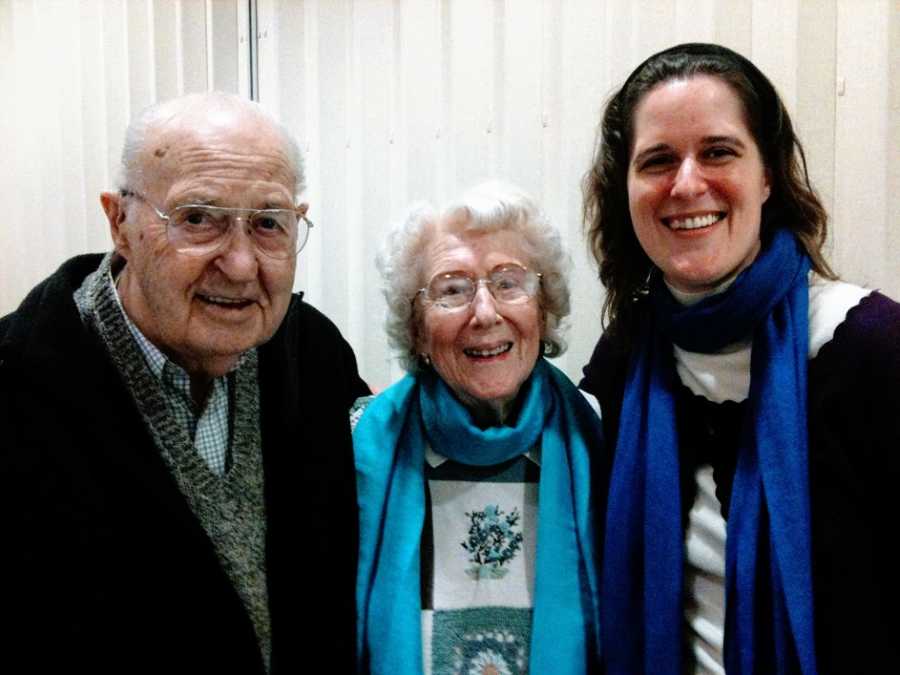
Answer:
[
  {"left": 416, "top": 263, "right": 542, "bottom": 311},
  {"left": 122, "top": 190, "right": 313, "bottom": 260}
]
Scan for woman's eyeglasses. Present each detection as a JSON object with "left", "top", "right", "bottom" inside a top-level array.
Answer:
[{"left": 416, "top": 263, "right": 542, "bottom": 311}]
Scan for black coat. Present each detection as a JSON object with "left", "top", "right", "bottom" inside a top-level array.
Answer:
[{"left": 0, "top": 254, "right": 369, "bottom": 674}]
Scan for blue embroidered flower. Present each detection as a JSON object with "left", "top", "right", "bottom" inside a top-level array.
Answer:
[{"left": 461, "top": 505, "right": 524, "bottom": 579}]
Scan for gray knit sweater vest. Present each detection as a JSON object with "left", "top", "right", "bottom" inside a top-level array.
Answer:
[{"left": 74, "top": 254, "right": 272, "bottom": 670}]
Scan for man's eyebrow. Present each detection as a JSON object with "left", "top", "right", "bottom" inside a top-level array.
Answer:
[
  {"left": 170, "top": 195, "right": 295, "bottom": 210},
  {"left": 261, "top": 201, "right": 294, "bottom": 210},
  {"left": 174, "top": 194, "right": 220, "bottom": 206}
]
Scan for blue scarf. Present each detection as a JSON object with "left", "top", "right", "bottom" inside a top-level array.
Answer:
[
  {"left": 602, "top": 229, "right": 818, "bottom": 674},
  {"left": 355, "top": 358, "right": 602, "bottom": 674}
]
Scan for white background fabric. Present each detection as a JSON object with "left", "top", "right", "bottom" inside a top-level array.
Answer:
[{"left": 2, "top": 0, "right": 897, "bottom": 387}]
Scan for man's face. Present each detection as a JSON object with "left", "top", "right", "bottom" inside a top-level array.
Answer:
[{"left": 105, "top": 110, "right": 298, "bottom": 378}]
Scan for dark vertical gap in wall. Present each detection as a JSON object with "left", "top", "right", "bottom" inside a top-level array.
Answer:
[{"left": 249, "top": 0, "right": 259, "bottom": 100}]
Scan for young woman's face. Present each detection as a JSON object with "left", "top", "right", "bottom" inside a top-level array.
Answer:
[{"left": 627, "top": 75, "right": 771, "bottom": 293}]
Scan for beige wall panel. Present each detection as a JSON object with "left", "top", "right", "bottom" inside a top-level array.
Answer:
[
  {"left": 396, "top": 0, "right": 442, "bottom": 210},
  {"left": 127, "top": 0, "right": 157, "bottom": 112},
  {"left": 180, "top": 0, "right": 210, "bottom": 93},
  {"left": 0, "top": 0, "right": 11, "bottom": 311},
  {"left": 42, "top": 1, "right": 86, "bottom": 263},
  {"left": 714, "top": 0, "right": 754, "bottom": 56},
  {"left": 101, "top": 0, "right": 131, "bottom": 187},
  {"left": 390, "top": 0, "right": 443, "bottom": 385},
  {"left": 558, "top": 1, "right": 611, "bottom": 376},
  {"left": 154, "top": 0, "right": 180, "bottom": 99},
  {"left": 308, "top": 0, "right": 353, "bottom": 336},
  {"left": 889, "top": 1, "right": 900, "bottom": 299},
  {"left": 3, "top": 0, "right": 898, "bottom": 387},
  {"left": 446, "top": 0, "right": 498, "bottom": 190},
  {"left": 752, "top": 0, "right": 801, "bottom": 110},
  {"left": 674, "top": 0, "right": 716, "bottom": 41},
  {"left": 79, "top": 1, "right": 115, "bottom": 255},
  {"left": 154, "top": 1, "right": 211, "bottom": 100},
  {"left": 256, "top": 0, "right": 283, "bottom": 115},
  {"left": 2, "top": 0, "right": 28, "bottom": 310},
  {"left": 1, "top": 0, "right": 237, "bottom": 317},
  {"left": 834, "top": 0, "right": 894, "bottom": 296},
  {"left": 7, "top": 1, "right": 79, "bottom": 283},
  {"left": 209, "top": 0, "right": 242, "bottom": 92},
  {"left": 501, "top": 0, "right": 545, "bottom": 193},
  {"left": 353, "top": 0, "right": 399, "bottom": 383},
  {"left": 796, "top": 0, "right": 837, "bottom": 222},
  {"left": 279, "top": 0, "right": 894, "bottom": 387}
]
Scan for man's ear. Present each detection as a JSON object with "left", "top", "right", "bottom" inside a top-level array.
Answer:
[
  {"left": 101, "top": 192, "right": 130, "bottom": 259},
  {"left": 297, "top": 202, "right": 310, "bottom": 218}
]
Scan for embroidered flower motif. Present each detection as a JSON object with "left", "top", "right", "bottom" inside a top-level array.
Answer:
[
  {"left": 461, "top": 504, "right": 524, "bottom": 579},
  {"left": 467, "top": 648, "right": 512, "bottom": 675}
]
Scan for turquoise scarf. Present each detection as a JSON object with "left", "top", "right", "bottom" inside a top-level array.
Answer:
[{"left": 354, "top": 359, "right": 602, "bottom": 674}]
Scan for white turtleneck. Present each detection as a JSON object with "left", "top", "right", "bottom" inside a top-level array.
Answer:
[{"left": 669, "top": 275, "right": 871, "bottom": 404}]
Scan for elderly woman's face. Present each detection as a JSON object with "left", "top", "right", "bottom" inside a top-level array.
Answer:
[
  {"left": 417, "top": 223, "right": 543, "bottom": 421},
  {"left": 627, "top": 75, "right": 771, "bottom": 293}
]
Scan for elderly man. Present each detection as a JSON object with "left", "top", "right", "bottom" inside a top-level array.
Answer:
[{"left": 0, "top": 93, "right": 368, "bottom": 673}]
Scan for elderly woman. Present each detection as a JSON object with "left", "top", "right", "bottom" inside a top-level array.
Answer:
[
  {"left": 353, "top": 181, "right": 603, "bottom": 675},
  {"left": 581, "top": 42, "right": 900, "bottom": 674}
]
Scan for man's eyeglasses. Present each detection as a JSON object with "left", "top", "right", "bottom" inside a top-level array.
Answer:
[
  {"left": 416, "top": 263, "right": 542, "bottom": 311},
  {"left": 122, "top": 190, "right": 313, "bottom": 260}
]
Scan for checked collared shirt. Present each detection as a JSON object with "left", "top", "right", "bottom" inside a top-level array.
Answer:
[{"left": 109, "top": 271, "right": 234, "bottom": 475}]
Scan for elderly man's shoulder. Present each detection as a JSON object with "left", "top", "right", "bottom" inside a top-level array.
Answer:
[
  {"left": 260, "top": 293, "right": 370, "bottom": 404},
  {"left": 0, "top": 253, "right": 105, "bottom": 369},
  {"left": 1, "top": 254, "right": 103, "bottom": 326},
  {"left": 265, "top": 292, "right": 355, "bottom": 359}
]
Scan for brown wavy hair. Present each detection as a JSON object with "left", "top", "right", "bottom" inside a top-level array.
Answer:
[{"left": 583, "top": 43, "right": 836, "bottom": 343}]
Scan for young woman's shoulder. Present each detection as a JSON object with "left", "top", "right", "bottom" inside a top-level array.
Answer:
[{"left": 810, "top": 277, "right": 900, "bottom": 361}]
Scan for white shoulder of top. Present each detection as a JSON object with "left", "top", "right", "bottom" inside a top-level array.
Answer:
[
  {"left": 579, "top": 389, "right": 602, "bottom": 419},
  {"left": 807, "top": 277, "right": 872, "bottom": 358},
  {"left": 673, "top": 276, "right": 872, "bottom": 403}
]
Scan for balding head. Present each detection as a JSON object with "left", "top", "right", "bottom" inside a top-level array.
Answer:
[{"left": 120, "top": 92, "right": 305, "bottom": 200}]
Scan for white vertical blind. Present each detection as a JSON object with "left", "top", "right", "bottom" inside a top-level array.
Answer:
[
  {"left": 254, "top": 0, "right": 900, "bottom": 388},
  {"left": 832, "top": 0, "right": 892, "bottom": 290},
  {"left": 1, "top": 0, "right": 247, "bottom": 312},
  {"left": 3, "top": 0, "right": 898, "bottom": 390}
]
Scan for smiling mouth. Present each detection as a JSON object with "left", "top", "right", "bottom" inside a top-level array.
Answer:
[
  {"left": 463, "top": 342, "right": 513, "bottom": 359},
  {"left": 198, "top": 294, "right": 254, "bottom": 309},
  {"left": 662, "top": 212, "right": 726, "bottom": 231}
]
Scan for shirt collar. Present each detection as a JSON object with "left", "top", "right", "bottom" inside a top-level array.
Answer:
[
  {"left": 107, "top": 268, "right": 248, "bottom": 382},
  {"left": 665, "top": 273, "right": 737, "bottom": 307},
  {"left": 424, "top": 443, "right": 542, "bottom": 468},
  {"left": 108, "top": 269, "right": 169, "bottom": 380}
]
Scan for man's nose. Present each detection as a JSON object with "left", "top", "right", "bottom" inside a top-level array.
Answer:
[
  {"left": 470, "top": 283, "right": 502, "bottom": 327},
  {"left": 214, "top": 218, "right": 259, "bottom": 279},
  {"left": 670, "top": 157, "right": 708, "bottom": 199}
]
